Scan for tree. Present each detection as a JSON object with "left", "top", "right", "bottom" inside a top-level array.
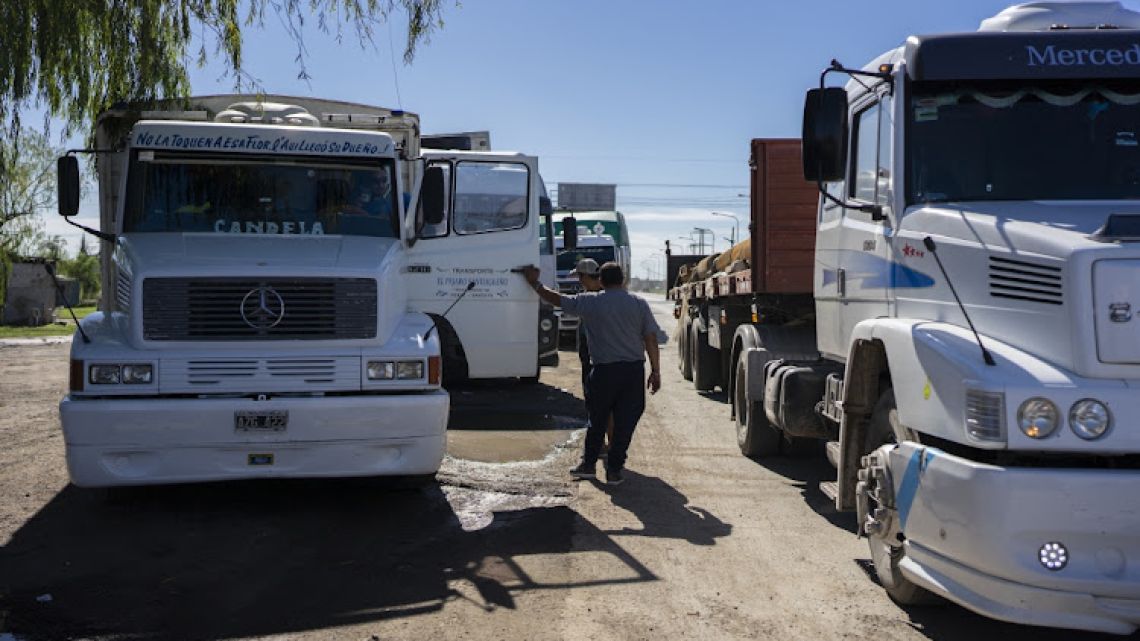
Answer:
[
  {"left": 0, "top": 125, "right": 64, "bottom": 259},
  {"left": 59, "top": 251, "right": 101, "bottom": 302},
  {"left": 0, "top": 0, "right": 449, "bottom": 136}
]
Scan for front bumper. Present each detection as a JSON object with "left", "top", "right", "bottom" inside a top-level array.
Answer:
[
  {"left": 60, "top": 392, "right": 448, "bottom": 487},
  {"left": 890, "top": 441, "right": 1140, "bottom": 635}
]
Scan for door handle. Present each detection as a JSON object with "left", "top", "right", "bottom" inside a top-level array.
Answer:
[{"left": 837, "top": 268, "right": 846, "bottom": 298}]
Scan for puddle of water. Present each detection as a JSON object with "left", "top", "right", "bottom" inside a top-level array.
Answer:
[
  {"left": 447, "top": 412, "right": 584, "bottom": 432},
  {"left": 447, "top": 429, "right": 576, "bottom": 463}
]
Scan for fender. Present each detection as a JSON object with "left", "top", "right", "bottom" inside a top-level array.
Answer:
[
  {"left": 846, "top": 317, "right": 1092, "bottom": 448},
  {"left": 834, "top": 317, "right": 1129, "bottom": 511},
  {"left": 736, "top": 324, "right": 818, "bottom": 403}
]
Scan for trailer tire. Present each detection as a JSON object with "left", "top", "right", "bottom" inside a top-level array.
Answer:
[
  {"left": 679, "top": 320, "right": 694, "bottom": 381},
  {"left": 691, "top": 322, "right": 718, "bottom": 392},
  {"left": 863, "top": 389, "right": 941, "bottom": 606},
  {"left": 734, "top": 355, "right": 780, "bottom": 457}
]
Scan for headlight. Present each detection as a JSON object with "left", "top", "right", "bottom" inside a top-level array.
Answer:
[
  {"left": 540, "top": 318, "right": 554, "bottom": 331},
  {"left": 1017, "top": 398, "right": 1059, "bottom": 439},
  {"left": 396, "top": 361, "right": 424, "bottom": 380},
  {"left": 367, "top": 361, "right": 395, "bottom": 380},
  {"left": 89, "top": 364, "right": 121, "bottom": 385},
  {"left": 122, "top": 364, "right": 153, "bottom": 384},
  {"left": 1069, "top": 399, "right": 1111, "bottom": 440}
]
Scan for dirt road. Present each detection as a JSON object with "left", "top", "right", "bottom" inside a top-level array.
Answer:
[{"left": 0, "top": 297, "right": 1122, "bottom": 640}]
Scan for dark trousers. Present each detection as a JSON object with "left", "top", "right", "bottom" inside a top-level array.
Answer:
[{"left": 584, "top": 361, "right": 645, "bottom": 471}]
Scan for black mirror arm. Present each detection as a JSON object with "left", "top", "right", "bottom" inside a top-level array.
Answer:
[{"left": 820, "top": 60, "right": 893, "bottom": 94}]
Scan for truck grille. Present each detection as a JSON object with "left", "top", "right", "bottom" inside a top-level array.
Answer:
[
  {"left": 160, "top": 357, "right": 361, "bottom": 393},
  {"left": 989, "top": 256, "right": 1062, "bottom": 306},
  {"left": 143, "top": 278, "right": 377, "bottom": 341}
]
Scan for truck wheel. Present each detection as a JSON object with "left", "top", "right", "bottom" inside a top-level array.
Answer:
[
  {"left": 691, "top": 322, "right": 718, "bottom": 392},
  {"left": 862, "top": 389, "right": 940, "bottom": 606},
  {"left": 680, "top": 320, "right": 694, "bottom": 381},
  {"left": 733, "top": 355, "right": 780, "bottom": 457}
]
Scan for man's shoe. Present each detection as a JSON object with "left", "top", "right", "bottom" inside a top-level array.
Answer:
[
  {"left": 605, "top": 468, "right": 624, "bottom": 485},
  {"left": 570, "top": 462, "right": 596, "bottom": 479}
]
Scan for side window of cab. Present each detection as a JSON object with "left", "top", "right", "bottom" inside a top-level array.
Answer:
[{"left": 849, "top": 94, "right": 893, "bottom": 216}]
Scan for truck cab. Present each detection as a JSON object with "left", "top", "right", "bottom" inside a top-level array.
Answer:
[
  {"left": 57, "top": 95, "right": 547, "bottom": 487},
  {"left": 796, "top": 2, "right": 1140, "bottom": 633}
]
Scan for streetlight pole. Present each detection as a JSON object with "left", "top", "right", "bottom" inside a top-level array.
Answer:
[{"left": 710, "top": 212, "right": 740, "bottom": 247}]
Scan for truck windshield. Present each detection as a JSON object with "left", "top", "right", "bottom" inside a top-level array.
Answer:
[
  {"left": 123, "top": 152, "right": 400, "bottom": 237},
  {"left": 557, "top": 246, "right": 616, "bottom": 271},
  {"left": 908, "top": 81, "right": 1140, "bottom": 203}
]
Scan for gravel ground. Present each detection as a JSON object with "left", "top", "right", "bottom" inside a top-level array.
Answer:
[{"left": 0, "top": 298, "right": 1128, "bottom": 640}]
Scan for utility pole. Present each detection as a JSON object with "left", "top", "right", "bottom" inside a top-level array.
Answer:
[{"left": 691, "top": 227, "right": 714, "bottom": 254}]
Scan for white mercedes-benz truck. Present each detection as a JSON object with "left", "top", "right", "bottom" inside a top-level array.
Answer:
[
  {"left": 56, "top": 95, "right": 551, "bottom": 487},
  {"left": 724, "top": 2, "right": 1140, "bottom": 634}
]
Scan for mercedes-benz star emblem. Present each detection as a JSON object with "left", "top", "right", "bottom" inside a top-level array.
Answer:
[{"left": 240, "top": 285, "right": 286, "bottom": 330}]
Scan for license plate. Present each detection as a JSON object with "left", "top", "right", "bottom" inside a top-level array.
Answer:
[{"left": 235, "top": 410, "right": 288, "bottom": 432}]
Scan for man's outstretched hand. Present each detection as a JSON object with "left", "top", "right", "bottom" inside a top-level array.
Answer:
[{"left": 521, "top": 265, "right": 541, "bottom": 286}]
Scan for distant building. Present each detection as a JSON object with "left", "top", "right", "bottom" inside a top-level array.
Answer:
[{"left": 2, "top": 258, "right": 57, "bottom": 326}]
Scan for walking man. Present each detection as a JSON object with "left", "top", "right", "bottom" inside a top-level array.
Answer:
[
  {"left": 570, "top": 258, "right": 613, "bottom": 458},
  {"left": 523, "top": 261, "right": 661, "bottom": 485}
]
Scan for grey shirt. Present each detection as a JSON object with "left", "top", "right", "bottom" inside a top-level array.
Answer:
[{"left": 561, "top": 288, "right": 661, "bottom": 365}]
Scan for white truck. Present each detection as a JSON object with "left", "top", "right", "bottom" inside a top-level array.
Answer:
[
  {"left": 716, "top": 2, "right": 1140, "bottom": 634},
  {"left": 55, "top": 95, "right": 554, "bottom": 487}
]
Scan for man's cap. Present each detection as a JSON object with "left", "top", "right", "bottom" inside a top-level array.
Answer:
[{"left": 571, "top": 258, "right": 600, "bottom": 276}]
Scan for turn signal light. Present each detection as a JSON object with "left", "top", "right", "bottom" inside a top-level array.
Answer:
[
  {"left": 70, "top": 359, "right": 84, "bottom": 392},
  {"left": 428, "top": 356, "right": 442, "bottom": 385}
]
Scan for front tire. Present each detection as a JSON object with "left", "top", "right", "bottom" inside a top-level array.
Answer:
[{"left": 862, "top": 389, "right": 940, "bottom": 606}]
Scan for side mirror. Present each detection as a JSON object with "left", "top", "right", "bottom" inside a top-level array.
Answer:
[
  {"left": 58, "top": 156, "right": 80, "bottom": 217},
  {"left": 802, "top": 87, "right": 849, "bottom": 183},
  {"left": 562, "top": 215, "right": 578, "bottom": 251},
  {"left": 539, "top": 195, "right": 553, "bottom": 217},
  {"left": 420, "top": 165, "right": 446, "bottom": 226}
]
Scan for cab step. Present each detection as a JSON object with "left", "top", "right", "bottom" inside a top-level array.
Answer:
[
  {"left": 825, "top": 440, "right": 841, "bottom": 469},
  {"left": 819, "top": 480, "right": 840, "bottom": 502}
]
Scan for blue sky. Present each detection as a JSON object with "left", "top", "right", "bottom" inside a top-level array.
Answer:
[{"left": 47, "top": 0, "right": 1136, "bottom": 278}]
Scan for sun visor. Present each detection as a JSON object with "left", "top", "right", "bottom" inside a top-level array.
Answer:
[{"left": 905, "top": 31, "right": 1140, "bottom": 82}]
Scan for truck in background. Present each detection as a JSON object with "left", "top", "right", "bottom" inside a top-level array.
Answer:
[
  {"left": 676, "top": 2, "right": 1140, "bottom": 633},
  {"left": 56, "top": 94, "right": 550, "bottom": 487},
  {"left": 552, "top": 230, "right": 621, "bottom": 334},
  {"left": 553, "top": 210, "right": 631, "bottom": 280},
  {"left": 423, "top": 130, "right": 559, "bottom": 365},
  {"left": 672, "top": 139, "right": 817, "bottom": 397},
  {"left": 422, "top": 130, "right": 491, "bottom": 152}
]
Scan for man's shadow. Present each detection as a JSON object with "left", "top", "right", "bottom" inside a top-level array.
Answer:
[{"left": 594, "top": 470, "right": 731, "bottom": 546}]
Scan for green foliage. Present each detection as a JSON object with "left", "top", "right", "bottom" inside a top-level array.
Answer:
[
  {"left": 1, "top": 1, "right": 449, "bottom": 137},
  {"left": 58, "top": 252, "right": 101, "bottom": 300},
  {"left": 0, "top": 125, "right": 65, "bottom": 259}
]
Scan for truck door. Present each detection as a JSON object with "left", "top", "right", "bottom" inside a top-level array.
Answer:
[
  {"left": 406, "top": 152, "right": 540, "bottom": 378},
  {"left": 836, "top": 93, "right": 894, "bottom": 347}
]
